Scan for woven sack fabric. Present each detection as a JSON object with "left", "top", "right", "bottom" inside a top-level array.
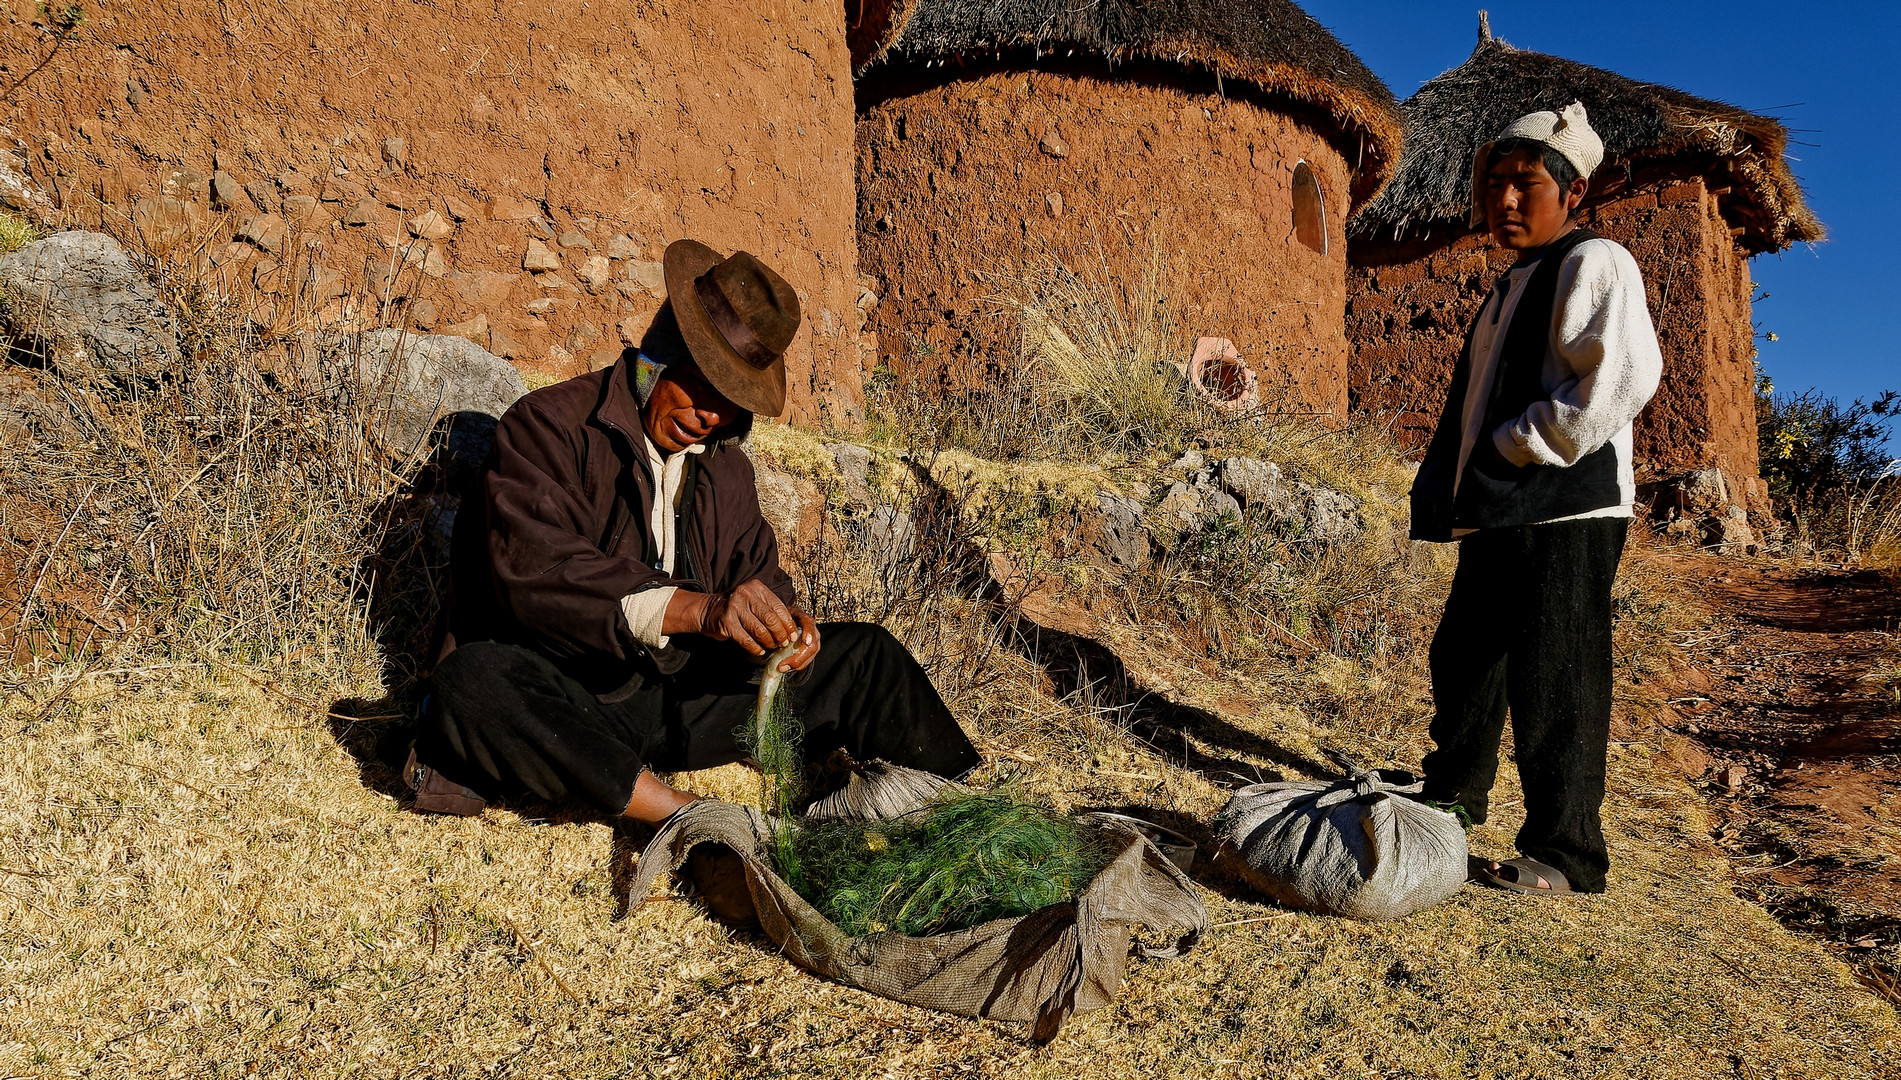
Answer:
[
  {"left": 631, "top": 774, "right": 1206, "bottom": 1043},
  {"left": 1215, "top": 764, "right": 1466, "bottom": 921}
]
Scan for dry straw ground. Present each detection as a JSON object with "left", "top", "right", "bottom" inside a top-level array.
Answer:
[{"left": 3, "top": 222, "right": 1899, "bottom": 1077}]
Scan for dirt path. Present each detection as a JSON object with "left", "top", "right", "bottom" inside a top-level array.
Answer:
[{"left": 1653, "top": 554, "right": 1901, "bottom": 997}]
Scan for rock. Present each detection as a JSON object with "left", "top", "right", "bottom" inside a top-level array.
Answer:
[
  {"left": 0, "top": 131, "right": 52, "bottom": 215},
  {"left": 1168, "top": 449, "right": 1206, "bottom": 472},
  {"left": 489, "top": 325, "right": 526, "bottom": 360},
  {"left": 447, "top": 269, "right": 519, "bottom": 308},
  {"left": 1666, "top": 469, "right": 1729, "bottom": 516},
  {"left": 522, "top": 239, "right": 560, "bottom": 272},
  {"left": 0, "top": 231, "right": 179, "bottom": 381},
  {"left": 856, "top": 286, "right": 879, "bottom": 313},
  {"left": 129, "top": 196, "right": 209, "bottom": 247},
  {"left": 343, "top": 198, "right": 381, "bottom": 227},
  {"left": 866, "top": 504, "right": 916, "bottom": 570},
  {"left": 623, "top": 260, "right": 665, "bottom": 298},
  {"left": 486, "top": 195, "right": 540, "bottom": 221},
  {"left": 534, "top": 272, "right": 574, "bottom": 291},
  {"left": 319, "top": 328, "right": 528, "bottom": 459},
  {"left": 826, "top": 442, "right": 874, "bottom": 506},
  {"left": 1088, "top": 491, "right": 1150, "bottom": 571},
  {"left": 606, "top": 233, "right": 641, "bottom": 260},
  {"left": 1204, "top": 489, "right": 1242, "bottom": 523},
  {"left": 1214, "top": 456, "right": 1363, "bottom": 544},
  {"left": 380, "top": 137, "right": 406, "bottom": 167},
  {"left": 1154, "top": 483, "right": 1205, "bottom": 534},
  {"left": 617, "top": 314, "right": 647, "bottom": 346},
  {"left": 1719, "top": 764, "right": 1748, "bottom": 793},
  {"left": 557, "top": 229, "right": 591, "bottom": 251},
  {"left": 441, "top": 313, "right": 488, "bottom": 347},
  {"left": 1705, "top": 505, "right": 1754, "bottom": 551},
  {"left": 754, "top": 463, "right": 823, "bottom": 567},
  {"left": 319, "top": 178, "right": 364, "bottom": 205},
  {"left": 235, "top": 212, "right": 287, "bottom": 252},
  {"left": 1280, "top": 483, "right": 1363, "bottom": 544},
  {"left": 575, "top": 255, "right": 612, "bottom": 288},
  {"left": 165, "top": 168, "right": 209, "bottom": 200},
  {"left": 418, "top": 244, "right": 448, "bottom": 278},
  {"left": 1217, "top": 457, "right": 1285, "bottom": 508},
  {"left": 209, "top": 241, "right": 253, "bottom": 267},
  {"left": 409, "top": 209, "right": 452, "bottom": 240},
  {"left": 210, "top": 170, "right": 242, "bottom": 211},
  {"left": 378, "top": 187, "right": 421, "bottom": 211},
  {"left": 409, "top": 298, "right": 438, "bottom": 329},
  {"left": 1039, "top": 130, "right": 1070, "bottom": 158},
  {"left": 282, "top": 194, "right": 321, "bottom": 227},
  {"left": 442, "top": 194, "right": 475, "bottom": 222}
]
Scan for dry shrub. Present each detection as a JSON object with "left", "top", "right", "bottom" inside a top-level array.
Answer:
[
  {"left": 0, "top": 207, "right": 35, "bottom": 255},
  {"left": 0, "top": 265, "right": 424, "bottom": 677}
]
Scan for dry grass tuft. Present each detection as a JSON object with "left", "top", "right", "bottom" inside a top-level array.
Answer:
[
  {"left": 0, "top": 312, "right": 422, "bottom": 675},
  {"left": 0, "top": 208, "right": 35, "bottom": 256}
]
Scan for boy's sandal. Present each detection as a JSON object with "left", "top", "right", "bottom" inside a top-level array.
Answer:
[{"left": 1477, "top": 857, "right": 1575, "bottom": 895}]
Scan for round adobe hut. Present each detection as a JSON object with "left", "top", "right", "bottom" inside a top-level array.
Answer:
[
  {"left": 849, "top": 0, "right": 1401, "bottom": 418},
  {"left": 1346, "top": 22, "right": 1821, "bottom": 517},
  {"left": 0, "top": 0, "right": 864, "bottom": 426}
]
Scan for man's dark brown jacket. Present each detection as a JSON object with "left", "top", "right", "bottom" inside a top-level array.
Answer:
[{"left": 445, "top": 352, "right": 794, "bottom": 693}]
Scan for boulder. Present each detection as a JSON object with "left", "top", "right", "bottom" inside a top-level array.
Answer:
[
  {"left": 1215, "top": 456, "right": 1363, "bottom": 544},
  {"left": 308, "top": 328, "right": 528, "bottom": 461},
  {"left": 0, "top": 231, "right": 179, "bottom": 381}
]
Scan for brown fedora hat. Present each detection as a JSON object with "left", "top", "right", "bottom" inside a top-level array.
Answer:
[{"left": 664, "top": 239, "right": 800, "bottom": 418}]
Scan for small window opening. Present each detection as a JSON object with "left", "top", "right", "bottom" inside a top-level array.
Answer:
[{"left": 1292, "top": 160, "right": 1327, "bottom": 254}]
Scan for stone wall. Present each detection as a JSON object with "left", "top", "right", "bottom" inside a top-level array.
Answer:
[
  {"left": 1346, "top": 178, "right": 1765, "bottom": 506},
  {"left": 0, "top": 0, "right": 864, "bottom": 426},
  {"left": 857, "top": 66, "right": 1354, "bottom": 417}
]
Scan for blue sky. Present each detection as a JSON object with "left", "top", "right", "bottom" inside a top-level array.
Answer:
[{"left": 1307, "top": 0, "right": 1898, "bottom": 446}]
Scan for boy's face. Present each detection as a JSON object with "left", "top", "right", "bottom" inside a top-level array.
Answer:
[{"left": 1485, "top": 147, "right": 1586, "bottom": 250}]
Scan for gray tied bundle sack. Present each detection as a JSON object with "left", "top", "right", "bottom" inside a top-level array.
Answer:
[
  {"left": 1215, "top": 762, "right": 1467, "bottom": 921},
  {"left": 631, "top": 767, "right": 1206, "bottom": 1043}
]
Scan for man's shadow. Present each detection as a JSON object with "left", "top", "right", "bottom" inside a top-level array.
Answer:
[{"left": 326, "top": 408, "right": 494, "bottom": 800}]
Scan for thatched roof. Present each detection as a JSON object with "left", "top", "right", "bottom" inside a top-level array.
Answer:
[
  {"left": 1350, "top": 24, "right": 1822, "bottom": 254},
  {"left": 849, "top": 0, "right": 1403, "bottom": 206}
]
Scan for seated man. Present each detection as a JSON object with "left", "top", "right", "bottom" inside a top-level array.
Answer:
[{"left": 409, "top": 240, "right": 981, "bottom": 822}]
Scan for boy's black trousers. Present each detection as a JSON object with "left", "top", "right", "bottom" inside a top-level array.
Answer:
[
  {"left": 422, "top": 621, "right": 981, "bottom": 815},
  {"left": 1421, "top": 517, "right": 1629, "bottom": 892}
]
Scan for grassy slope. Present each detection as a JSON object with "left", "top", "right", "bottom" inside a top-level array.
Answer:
[{"left": 4, "top": 613, "right": 1898, "bottom": 1078}]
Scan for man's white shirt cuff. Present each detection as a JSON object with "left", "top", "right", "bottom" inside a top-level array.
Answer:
[{"left": 621, "top": 586, "right": 678, "bottom": 650}]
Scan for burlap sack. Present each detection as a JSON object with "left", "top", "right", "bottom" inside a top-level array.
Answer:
[
  {"left": 1214, "top": 763, "right": 1467, "bottom": 922},
  {"left": 631, "top": 793, "right": 1206, "bottom": 1042}
]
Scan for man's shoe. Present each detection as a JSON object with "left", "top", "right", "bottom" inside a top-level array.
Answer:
[{"left": 403, "top": 746, "right": 488, "bottom": 817}]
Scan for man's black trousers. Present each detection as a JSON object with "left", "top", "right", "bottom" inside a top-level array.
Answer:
[
  {"left": 422, "top": 622, "right": 982, "bottom": 815},
  {"left": 1421, "top": 517, "right": 1628, "bottom": 893}
]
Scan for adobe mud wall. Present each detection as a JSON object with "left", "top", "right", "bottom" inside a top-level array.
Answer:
[
  {"left": 0, "top": 0, "right": 863, "bottom": 426},
  {"left": 1347, "top": 178, "right": 1763, "bottom": 494},
  {"left": 857, "top": 68, "right": 1353, "bottom": 417}
]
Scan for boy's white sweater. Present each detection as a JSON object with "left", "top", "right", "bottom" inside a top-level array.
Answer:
[{"left": 1450, "top": 235, "right": 1664, "bottom": 531}]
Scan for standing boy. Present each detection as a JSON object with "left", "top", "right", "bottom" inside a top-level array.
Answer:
[{"left": 1409, "top": 102, "right": 1662, "bottom": 895}]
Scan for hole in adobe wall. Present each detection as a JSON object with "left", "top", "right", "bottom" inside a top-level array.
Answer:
[{"left": 1292, "top": 160, "right": 1327, "bottom": 255}]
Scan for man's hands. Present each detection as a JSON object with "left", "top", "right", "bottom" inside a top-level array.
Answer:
[{"left": 662, "top": 580, "right": 820, "bottom": 672}]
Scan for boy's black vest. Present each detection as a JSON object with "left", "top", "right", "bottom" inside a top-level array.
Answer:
[{"left": 1408, "top": 227, "right": 1622, "bottom": 542}]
